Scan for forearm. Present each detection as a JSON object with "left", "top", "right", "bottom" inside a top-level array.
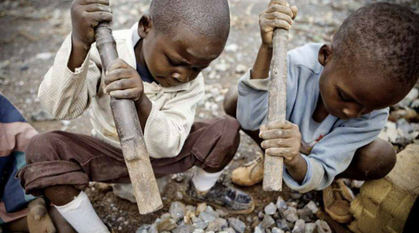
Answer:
[
  {"left": 135, "top": 95, "right": 152, "bottom": 132},
  {"left": 284, "top": 154, "right": 308, "bottom": 183},
  {"left": 68, "top": 36, "right": 90, "bottom": 72},
  {"left": 251, "top": 44, "right": 273, "bottom": 79}
]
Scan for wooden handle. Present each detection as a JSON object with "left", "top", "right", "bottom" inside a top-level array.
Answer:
[
  {"left": 95, "top": 23, "right": 163, "bottom": 214},
  {"left": 263, "top": 29, "right": 289, "bottom": 191}
]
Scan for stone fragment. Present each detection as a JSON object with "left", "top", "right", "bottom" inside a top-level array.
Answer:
[
  {"left": 292, "top": 219, "right": 305, "bottom": 233},
  {"left": 157, "top": 218, "right": 177, "bottom": 232},
  {"left": 315, "top": 220, "right": 332, "bottom": 233},
  {"left": 264, "top": 202, "right": 277, "bottom": 215},
  {"left": 113, "top": 184, "right": 136, "bottom": 203},
  {"left": 254, "top": 225, "right": 264, "bottom": 233},
  {"left": 290, "top": 192, "right": 303, "bottom": 200},
  {"left": 204, "top": 206, "right": 219, "bottom": 218},
  {"left": 297, "top": 208, "right": 312, "bottom": 222},
  {"left": 172, "top": 225, "right": 194, "bottom": 233},
  {"left": 206, "top": 218, "right": 227, "bottom": 232},
  {"left": 193, "top": 221, "right": 208, "bottom": 230},
  {"left": 304, "top": 201, "right": 318, "bottom": 214},
  {"left": 135, "top": 224, "right": 150, "bottom": 233},
  {"left": 277, "top": 219, "right": 291, "bottom": 231},
  {"left": 216, "top": 209, "right": 228, "bottom": 217},
  {"left": 148, "top": 224, "right": 158, "bottom": 233},
  {"left": 31, "top": 109, "right": 54, "bottom": 122},
  {"left": 272, "top": 227, "right": 285, "bottom": 233},
  {"left": 228, "top": 218, "right": 246, "bottom": 233},
  {"left": 260, "top": 215, "right": 275, "bottom": 229},
  {"left": 258, "top": 211, "right": 265, "bottom": 219},
  {"left": 193, "top": 229, "right": 204, "bottom": 233},
  {"left": 288, "top": 202, "right": 298, "bottom": 208},
  {"left": 284, "top": 207, "right": 299, "bottom": 222},
  {"left": 199, "top": 211, "right": 216, "bottom": 223},
  {"left": 161, "top": 213, "right": 171, "bottom": 220},
  {"left": 223, "top": 227, "right": 236, "bottom": 233},
  {"left": 170, "top": 202, "right": 186, "bottom": 222},
  {"left": 196, "top": 203, "right": 207, "bottom": 216},
  {"left": 276, "top": 196, "right": 288, "bottom": 214},
  {"left": 235, "top": 64, "right": 247, "bottom": 74},
  {"left": 305, "top": 223, "right": 316, "bottom": 233}
]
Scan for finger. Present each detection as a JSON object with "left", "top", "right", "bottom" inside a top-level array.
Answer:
[
  {"left": 266, "top": 148, "right": 295, "bottom": 160},
  {"left": 260, "top": 129, "right": 294, "bottom": 139},
  {"left": 269, "top": 0, "right": 288, "bottom": 7},
  {"left": 110, "top": 89, "right": 141, "bottom": 100},
  {"left": 267, "top": 120, "right": 294, "bottom": 130},
  {"left": 107, "top": 58, "right": 130, "bottom": 73},
  {"left": 84, "top": 4, "right": 112, "bottom": 13},
  {"left": 265, "top": 12, "right": 293, "bottom": 26},
  {"left": 79, "top": 0, "right": 110, "bottom": 5},
  {"left": 266, "top": 4, "right": 293, "bottom": 18},
  {"left": 291, "top": 6, "right": 298, "bottom": 19},
  {"left": 104, "top": 69, "right": 136, "bottom": 85},
  {"left": 105, "top": 79, "right": 137, "bottom": 93},
  {"left": 266, "top": 18, "right": 292, "bottom": 30},
  {"left": 89, "top": 11, "right": 113, "bottom": 24},
  {"left": 261, "top": 138, "right": 293, "bottom": 149},
  {"left": 260, "top": 124, "right": 267, "bottom": 132}
]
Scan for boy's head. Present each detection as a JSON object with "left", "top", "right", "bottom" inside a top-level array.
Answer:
[
  {"left": 137, "top": 0, "right": 230, "bottom": 87},
  {"left": 318, "top": 2, "right": 419, "bottom": 119}
]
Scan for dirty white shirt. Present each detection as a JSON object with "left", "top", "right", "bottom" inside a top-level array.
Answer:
[
  {"left": 237, "top": 43, "right": 389, "bottom": 192},
  {"left": 39, "top": 23, "right": 205, "bottom": 158}
]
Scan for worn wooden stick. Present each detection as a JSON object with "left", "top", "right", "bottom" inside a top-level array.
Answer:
[
  {"left": 95, "top": 23, "right": 163, "bottom": 214},
  {"left": 263, "top": 28, "right": 289, "bottom": 191}
]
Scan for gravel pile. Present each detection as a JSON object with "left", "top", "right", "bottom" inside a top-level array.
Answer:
[{"left": 136, "top": 193, "right": 331, "bottom": 233}]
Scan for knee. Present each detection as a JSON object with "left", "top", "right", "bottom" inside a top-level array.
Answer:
[
  {"left": 223, "top": 86, "right": 238, "bottom": 118},
  {"left": 355, "top": 139, "right": 397, "bottom": 179},
  {"left": 26, "top": 131, "right": 63, "bottom": 164}
]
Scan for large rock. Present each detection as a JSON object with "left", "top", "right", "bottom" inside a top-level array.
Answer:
[
  {"left": 349, "top": 144, "right": 419, "bottom": 233},
  {"left": 113, "top": 176, "right": 169, "bottom": 203}
]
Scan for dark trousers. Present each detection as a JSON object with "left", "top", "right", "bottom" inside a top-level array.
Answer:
[{"left": 19, "top": 116, "right": 240, "bottom": 196}]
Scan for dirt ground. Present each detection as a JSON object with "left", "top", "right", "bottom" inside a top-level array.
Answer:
[{"left": 1, "top": 0, "right": 418, "bottom": 232}]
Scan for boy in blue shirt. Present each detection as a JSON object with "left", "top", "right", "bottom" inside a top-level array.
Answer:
[{"left": 224, "top": 0, "right": 419, "bottom": 223}]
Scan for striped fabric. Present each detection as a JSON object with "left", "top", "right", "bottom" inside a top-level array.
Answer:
[{"left": 0, "top": 93, "right": 36, "bottom": 224}]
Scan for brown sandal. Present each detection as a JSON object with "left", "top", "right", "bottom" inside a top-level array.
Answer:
[{"left": 323, "top": 179, "right": 355, "bottom": 223}]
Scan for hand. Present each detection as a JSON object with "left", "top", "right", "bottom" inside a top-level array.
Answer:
[
  {"left": 259, "top": 120, "right": 301, "bottom": 164},
  {"left": 27, "top": 198, "right": 56, "bottom": 233},
  {"left": 104, "top": 58, "right": 144, "bottom": 102},
  {"left": 71, "top": 0, "right": 112, "bottom": 48},
  {"left": 259, "top": 0, "right": 298, "bottom": 48}
]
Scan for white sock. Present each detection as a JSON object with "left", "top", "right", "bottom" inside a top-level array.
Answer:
[
  {"left": 55, "top": 191, "right": 110, "bottom": 233},
  {"left": 192, "top": 167, "right": 223, "bottom": 192}
]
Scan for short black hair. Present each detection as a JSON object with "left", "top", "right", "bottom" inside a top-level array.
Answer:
[
  {"left": 332, "top": 2, "right": 419, "bottom": 86},
  {"left": 149, "top": 0, "right": 230, "bottom": 40}
]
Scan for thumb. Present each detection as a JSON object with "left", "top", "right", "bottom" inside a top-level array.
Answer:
[
  {"left": 291, "top": 6, "right": 298, "bottom": 19},
  {"left": 33, "top": 206, "right": 47, "bottom": 221}
]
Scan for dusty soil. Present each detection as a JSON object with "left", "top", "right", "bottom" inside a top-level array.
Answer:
[{"left": 1, "top": 0, "right": 417, "bottom": 232}]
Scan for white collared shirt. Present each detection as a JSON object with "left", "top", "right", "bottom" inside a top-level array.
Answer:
[{"left": 38, "top": 23, "right": 205, "bottom": 158}]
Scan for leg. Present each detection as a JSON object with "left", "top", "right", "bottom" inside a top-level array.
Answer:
[
  {"left": 224, "top": 86, "right": 262, "bottom": 145},
  {"left": 224, "top": 86, "right": 264, "bottom": 186},
  {"left": 337, "top": 138, "right": 397, "bottom": 180},
  {"left": 19, "top": 131, "right": 129, "bottom": 233}
]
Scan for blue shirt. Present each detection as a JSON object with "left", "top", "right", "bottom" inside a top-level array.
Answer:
[{"left": 236, "top": 43, "right": 388, "bottom": 192}]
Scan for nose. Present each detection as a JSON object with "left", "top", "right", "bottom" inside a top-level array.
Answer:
[
  {"left": 342, "top": 106, "right": 363, "bottom": 118},
  {"left": 172, "top": 69, "right": 191, "bottom": 83}
]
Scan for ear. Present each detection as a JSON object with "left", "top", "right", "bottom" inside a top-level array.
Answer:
[
  {"left": 318, "top": 44, "right": 333, "bottom": 66},
  {"left": 138, "top": 14, "right": 153, "bottom": 38}
]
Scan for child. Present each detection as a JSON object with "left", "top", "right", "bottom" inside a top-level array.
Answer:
[
  {"left": 224, "top": 0, "right": 419, "bottom": 223},
  {"left": 18, "top": 0, "right": 253, "bottom": 232},
  {"left": 0, "top": 93, "right": 74, "bottom": 232}
]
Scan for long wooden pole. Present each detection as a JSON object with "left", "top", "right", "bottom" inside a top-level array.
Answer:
[
  {"left": 95, "top": 23, "right": 163, "bottom": 214},
  {"left": 263, "top": 28, "right": 289, "bottom": 191}
]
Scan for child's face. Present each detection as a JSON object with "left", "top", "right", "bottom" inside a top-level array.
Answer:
[
  {"left": 138, "top": 19, "right": 225, "bottom": 87},
  {"left": 318, "top": 45, "right": 409, "bottom": 119}
]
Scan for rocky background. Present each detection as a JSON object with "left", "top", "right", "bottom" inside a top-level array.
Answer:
[{"left": 1, "top": 0, "right": 418, "bottom": 232}]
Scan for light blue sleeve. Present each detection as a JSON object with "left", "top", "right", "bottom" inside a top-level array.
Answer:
[
  {"left": 236, "top": 52, "right": 297, "bottom": 131},
  {"left": 283, "top": 108, "right": 389, "bottom": 193}
]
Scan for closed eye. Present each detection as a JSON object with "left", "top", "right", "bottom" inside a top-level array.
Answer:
[{"left": 338, "top": 89, "right": 351, "bottom": 102}]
